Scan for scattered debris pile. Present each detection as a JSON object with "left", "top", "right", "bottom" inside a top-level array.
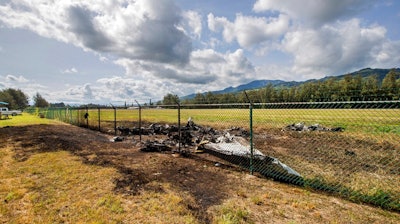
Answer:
[
  {"left": 115, "top": 118, "right": 304, "bottom": 185},
  {"left": 283, "top": 122, "right": 344, "bottom": 132}
]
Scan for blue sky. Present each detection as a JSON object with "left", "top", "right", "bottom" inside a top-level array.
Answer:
[{"left": 0, "top": 0, "right": 399, "bottom": 105}]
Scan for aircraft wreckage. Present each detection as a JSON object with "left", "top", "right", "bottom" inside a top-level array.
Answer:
[{"left": 115, "top": 118, "right": 304, "bottom": 185}]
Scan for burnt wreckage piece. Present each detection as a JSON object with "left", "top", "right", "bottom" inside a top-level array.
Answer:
[
  {"left": 283, "top": 122, "right": 344, "bottom": 132},
  {"left": 199, "top": 134, "right": 303, "bottom": 186},
  {"left": 133, "top": 119, "right": 303, "bottom": 185}
]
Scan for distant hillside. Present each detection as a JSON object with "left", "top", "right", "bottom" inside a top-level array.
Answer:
[
  {"left": 182, "top": 80, "right": 285, "bottom": 100},
  {"left": 320, "top": 68, "right": 399, "bottom": 82},
  {"left": 181, "top": 68, "right": 399, "bottom": 99}
]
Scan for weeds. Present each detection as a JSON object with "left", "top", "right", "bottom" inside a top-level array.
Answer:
[
  {"left": 304, "top": 177, "right": 400, "bottom": 212},
  {"left": 214, "top": 203, "right": 252, "bottom": 224}
]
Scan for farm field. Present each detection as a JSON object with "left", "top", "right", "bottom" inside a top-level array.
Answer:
[{"left": 1, "top": 113, "right": 400, "bottom": 223}]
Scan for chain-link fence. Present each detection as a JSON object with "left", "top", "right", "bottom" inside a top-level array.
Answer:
[{"left": 28, "top": 101, "right": 400, "bottom": 212}]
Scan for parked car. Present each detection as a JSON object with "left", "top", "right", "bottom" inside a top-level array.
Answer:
[{"left": 0, "top": 107, "right": 22, "bottom": 117}]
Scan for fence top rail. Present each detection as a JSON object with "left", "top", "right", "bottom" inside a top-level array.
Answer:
[
  {"left": 253, "top": 100, "right": 400, "bottom": 106},
  {"left": 42, "top": 100, "right": 400, "bottom": 110}
]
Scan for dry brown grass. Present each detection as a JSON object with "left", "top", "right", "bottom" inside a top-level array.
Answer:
[{"left": 0, "top": 147, "right": 199, "bottom": 224}]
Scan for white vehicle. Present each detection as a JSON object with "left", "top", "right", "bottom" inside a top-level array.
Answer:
[{"left": 0, "top": 107, "right": 22, "bottom": 116}]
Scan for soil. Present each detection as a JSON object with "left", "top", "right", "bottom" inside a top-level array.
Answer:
[
  {"left": 1, "top": 123, "right": 399, "bottom": 223},
  {"left": 0, "top": 124, "right": 245, "bottom": 223}
]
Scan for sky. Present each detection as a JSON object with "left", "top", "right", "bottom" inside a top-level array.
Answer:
[{"left": 0, "top": 0, "right": 399, "bottom": 105}]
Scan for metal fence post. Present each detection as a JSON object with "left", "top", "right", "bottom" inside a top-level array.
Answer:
[
  {"left": 86, "top": 106, "right": 89, "bottom": 128},
  {"left": 110, "top": 104, "right": 117, "bottom": 135},
  {"left": 249, "top": 103, "right": 254, "bottom": 175},
  {"left": 135, "top": 100, "right": 142, "bottom": 143},
  {"left": 244, "top": 91, "right": 254, "bottom": 175},
  {"left": 98, "top": 107, "right": 101, "bottom": 131},
  {"left": 178, "top": 103, "right": 181, "bottom": 152},
  {"left": 77, "top": 108, "right": 80, "bottom": 125},
  {"left": 174, "top": 100, "right": 181, "bottom": 153}
]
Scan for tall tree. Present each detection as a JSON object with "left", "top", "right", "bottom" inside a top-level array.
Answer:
[
  {"left": 0, "top": 88, "right": 29, "bottom": 109},
  {"left": 0, "top": 91, "right": 15, "bottom": 107},
  {"left": 33, "top": 92, "right": 49, "bottom": 108},
  {"left": 162, "top": 93, "right": 179, "bottom": 105},
  {"left": 205, "top": 92, "right": 217, "bottom": 104},
  {"left": 362, "top": 75, "right": 379, "bottom": 100},
  {"left": 193, "top": 93, "right": 205, "bottom": 104},
  {"left": 261, "top": 83, "right": 276, "bottom": 103},
  {"left": 7, "top": 88, "right": 29, "bottom": 109},
  {"left": 381, "top": 69, "right": 398, "bottom": 99}
]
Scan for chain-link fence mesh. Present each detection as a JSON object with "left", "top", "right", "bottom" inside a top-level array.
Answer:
[{"left": 27, "top": 101, "right": 400, "bottom": 211}]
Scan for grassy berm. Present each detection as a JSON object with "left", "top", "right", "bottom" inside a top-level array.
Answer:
[{"left": 1, "top": 114, "right": 399, "bottom": 223}]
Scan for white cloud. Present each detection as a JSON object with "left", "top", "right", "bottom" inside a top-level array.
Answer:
[
  {"left": 282, "top": 19, "right": 389, "bottom": 78},
  {"left": 253, "top": 0, "right": 376, "bottom": 26},
  {"left": 96, "top": 76, "right": 175, "bottom": 102},
  {"left": 208, "top": 13, "right": 289, "bottom": 48},
  {"left": 62, "top": 67, "right": 78, "bottom": 74},
  {"left": 115, "top": 48, "right": 256, "bottom": 87},
  {"left": 373, "top": 40, "right": 400, "bottom": 68},
  {"left": 1, "top": 0, "right": 398, "bottom": 105},
  {"left": 0, "top": 0, "right": 192, "bottom": 64},
  {"left": 181, "top": 10, "right": 202, "bottom": 39},
  {"left": 5, "top": 74, "right": 28, "bottom": 83}
]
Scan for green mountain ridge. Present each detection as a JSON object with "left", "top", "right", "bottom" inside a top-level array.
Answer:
[{"left": 182, "top": 68, "right": 400, "bottom": 100}]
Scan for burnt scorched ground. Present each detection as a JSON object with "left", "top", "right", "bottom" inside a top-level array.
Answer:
[
  {"left": 0, "top": 124, "right": 240, "bottom": 223},
  {"left": 1, "top": 122, "right": 399, "bottom": 221}
]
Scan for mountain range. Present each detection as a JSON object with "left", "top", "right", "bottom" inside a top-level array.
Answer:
[{"left": 182, "top": 68, "right": 399, "bottom": 99}]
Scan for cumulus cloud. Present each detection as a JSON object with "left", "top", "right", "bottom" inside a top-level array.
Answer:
[
  {"left": 62, "top": 67, "right": 78, "bottom": 74},
  {"left": 0, "top": 0, "right": 192, "bottom": 64},
  {"left": 96, "top": 76, "right": 174, "bottom": 102},
  {"left": 116, "top": 48, "right": 255, "bottom": 87},
  {"left": 282, "top": 19, "right": 390, "bottom": 78},
  {"left": 1, "top": 0, "right": 398, "bottom": 105},
  {"left": 114, "top": 59, "right": 216, "bottom": 85},
  {"left": 181, "top": 10, "right": 202, "bottom": 39},
  {"left": 208, "top": 13, "right": 289, "bottom": 48},
  {"left": 373, "top": 40, "right": 400, "bottom": 68},
  {"left": 253, "top": 0, "right": 376, "bottom": 26},
  {"left": 65, "top": 83, "right": 94, "bottom": 101},
  {"left": 5, "top": 74, "right": 28, "bottom": 83}
]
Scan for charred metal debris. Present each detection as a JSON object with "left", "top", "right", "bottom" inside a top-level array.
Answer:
[
  {"left": 114, "top": 118, "right": 305, "bottom": 185},
  {"left": 282, "top": 122, "right": 344, "bottom": 132}
]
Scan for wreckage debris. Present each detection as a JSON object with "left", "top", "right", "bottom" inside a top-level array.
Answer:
[
  {"left": 116, "top": 126, "right": 130, "bottom": 135},
  {"left": 140, "top": 141, "right": 171, "bottom": 152},
  {"left": 117, "top": 124, "right": 182, "bottom": 136},
  {"left": 110, "top": 136, "right": 125, "bottom": 142},
  {"left": 120, "top": 118, "right": 303, "bottom": 185},
  {"left": 283, "top": 122, "right": 344, "bottom": 132},
  {"left": 199, "top": 134, "right": 303, "bottom": 185}
]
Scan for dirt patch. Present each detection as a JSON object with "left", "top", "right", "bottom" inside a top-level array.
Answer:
[
  {"left": 1, "top": 123, "right": 399, "bottom": 222},
  {"left": 0, "top": 124, "right": 233, "bottom": 223}
]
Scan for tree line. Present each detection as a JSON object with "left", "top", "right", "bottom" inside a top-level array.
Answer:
[
  {"left": 0, "top": 88, "right": 49, "bottom": 110},
  {"left": 166, "top": 69, "right": 400, "bottom": 105}
]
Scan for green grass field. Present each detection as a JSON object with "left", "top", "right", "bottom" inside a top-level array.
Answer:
[
  {"left": 33, "top": 107, "right": 400, "bottom": 135},
  {"left": 81, "top": 108, "right": 400, "bottom": 134},
  {"left": 0, "top": 113, "right": 62, "bottom": 127}
]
